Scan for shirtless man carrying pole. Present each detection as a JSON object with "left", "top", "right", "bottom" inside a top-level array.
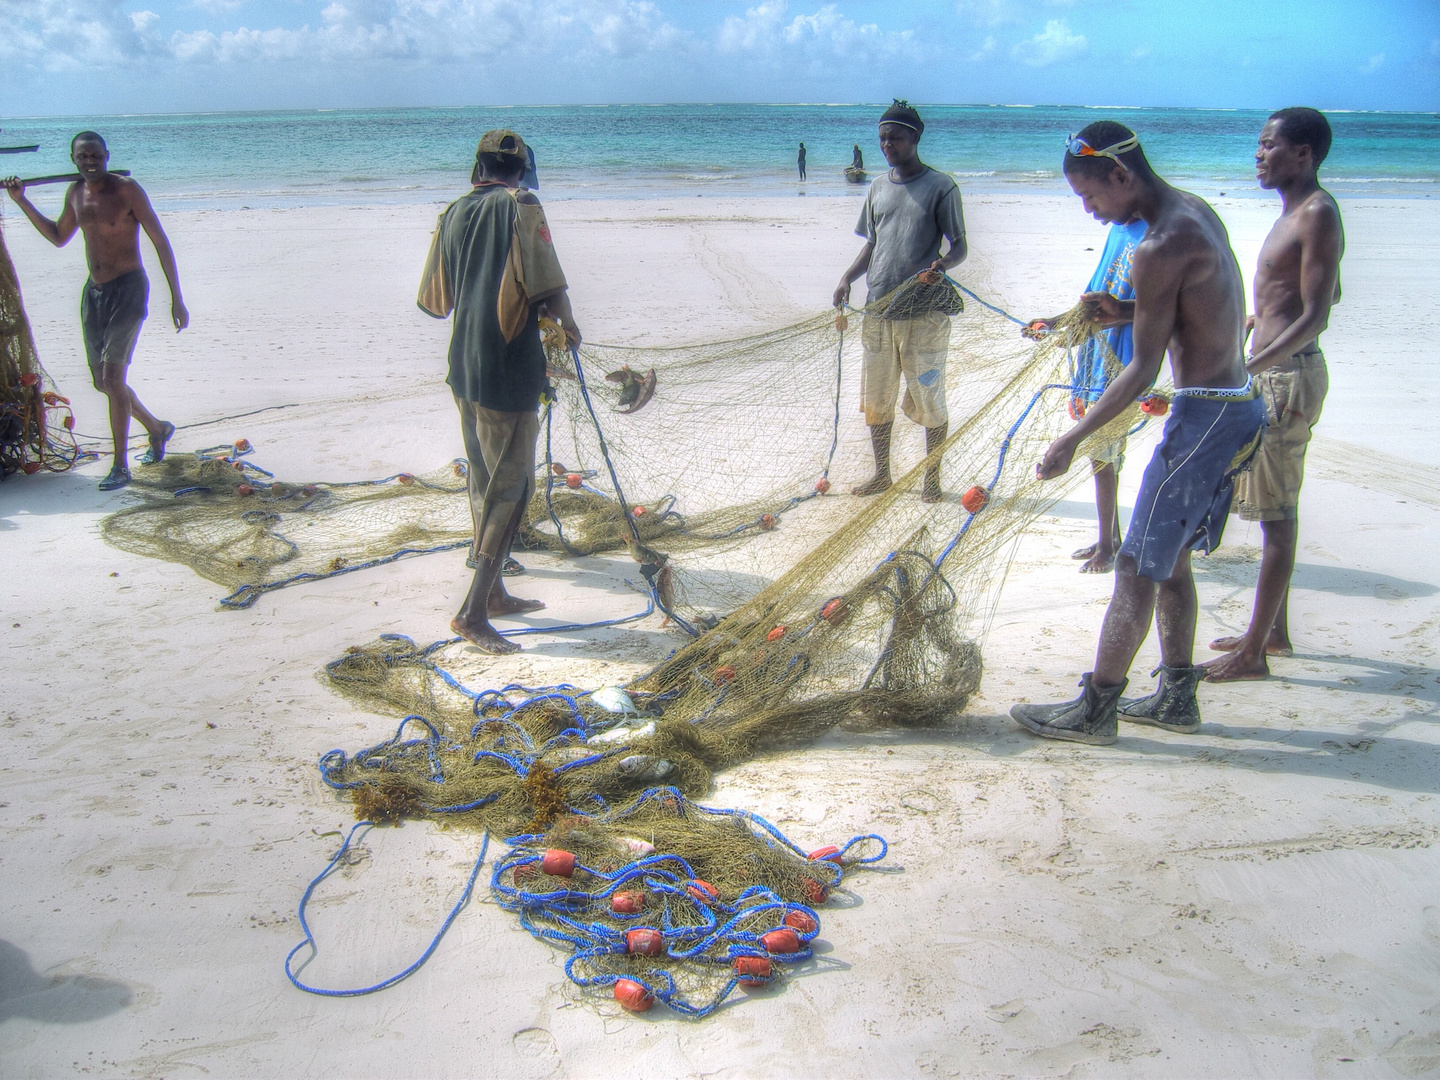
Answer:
[
  {"left": 1204, "top": 108, "right": 1344, "bottom": 682},
  {"left": 1010, "top": 122, "right": 1266, "bottom": 744},
  {"left": 4, "top": 132, "right": 187, "bottom": 490}
]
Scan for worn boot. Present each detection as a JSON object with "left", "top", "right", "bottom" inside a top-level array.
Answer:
[
  {"left": 1118, "top": 664, "right": 1202, "bottom": 733},
  {"left": 1010, "top": 673, "right": 1126, "bottom": 745}
]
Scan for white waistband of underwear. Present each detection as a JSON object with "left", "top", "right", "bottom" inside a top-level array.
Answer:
[{"left": 1171, "top": 375, "right": 1254, "bottom": 399}]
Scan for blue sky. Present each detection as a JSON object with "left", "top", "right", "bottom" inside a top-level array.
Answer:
[{"left": 3, "top": 0, "right": 1438, "bottom": 116}]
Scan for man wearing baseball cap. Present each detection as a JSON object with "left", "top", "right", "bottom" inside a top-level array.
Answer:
[
  {"left": 834, "top": 99, "right": 967, "bottom": 503},
  {"left": 418, "top": 128, "right": 582, "bottom": 654}
]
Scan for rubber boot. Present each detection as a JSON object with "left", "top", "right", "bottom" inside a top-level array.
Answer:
[
  {"left": 1117, "top": 664, "right": 1202, "bottom": 733},
  {"left": 1010, "top": 673, "right": 1126, "bottom": 745}
]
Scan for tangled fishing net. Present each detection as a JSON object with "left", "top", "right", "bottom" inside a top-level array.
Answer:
[
  {"left": 283, "top": 277, "right": 1158, "bottom": 1015},
  {"left": 0, "top": 224, "right": 79, "bottom": 479}
]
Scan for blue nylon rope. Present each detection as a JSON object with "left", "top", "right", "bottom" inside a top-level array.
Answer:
[{"left": 285, "top": 824, "right": 489, "bottom": 997}]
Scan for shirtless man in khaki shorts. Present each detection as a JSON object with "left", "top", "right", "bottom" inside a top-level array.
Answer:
[{"left": 1205, "top": 107, "right": 1344, "bottom": 682}]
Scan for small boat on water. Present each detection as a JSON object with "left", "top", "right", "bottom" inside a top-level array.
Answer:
[{"left": 844, "top": 167, "right": 867, "bottom": 184}]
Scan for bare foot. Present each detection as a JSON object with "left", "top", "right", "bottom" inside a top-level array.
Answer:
[
  {"left": 1201, "top": 649, "right": 1270, "bottom": 682},
  {"left": 488, "top": 593, "right": 546, "bottom": 616},
  {"left": 1208, "top": 635, "right": 1292, "bottom": 657},
  {"left": 1079, "top": 550, "right": 1116, "bottom": 574},
  {"left": 1071, "top": 544, "right": 1098, "bottom": 560},
  {"left": 921, "top": 472, "right": 942, "bottom": 503},
  {"left": 851, "top": 474, "right": 892, "bottom": 497},
  {"left": 450, "top": 616, "right": 520, "bottom": 654}
]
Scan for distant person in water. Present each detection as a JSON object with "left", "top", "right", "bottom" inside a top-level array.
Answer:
[
  {"left": 798, "top": 142, "right": 807, "bottom": 181},
  {"left": 417, "top": 129, "right": 581, "bottom": 655},
  {"left": 852, "top": 144, "right": 864, "bottom": 171},
  {"left": 1010, "top": 122, "right": 1265, "bottom": 745},
  {"left": 833, "top": 99, "right": 967, "bottom": 502},
  {"left": 1025, "top": 214, "right": 1149, "bottom": 573},
  {"left": 4, "top": 131, "right": 187, "bottom": 491},
  {"left": 1204, "top": 107, "right": 1344, "bottom": 683}
]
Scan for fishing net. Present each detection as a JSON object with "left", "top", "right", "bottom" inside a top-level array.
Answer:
[
  {"left": 300, "top": 282, "right": 1162, "bottom": 1015},
  {"left": 0, "top": 224, "right": 79, "bottom": 479}
]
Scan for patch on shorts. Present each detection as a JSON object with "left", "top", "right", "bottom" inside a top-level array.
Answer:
[{"left": 917, "top": 368, "right": 941, "bottom": 387}]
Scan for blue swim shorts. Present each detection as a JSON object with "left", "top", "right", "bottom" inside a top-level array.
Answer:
[{"left": 1119, "top": 385, "right": 1266, "bottom": 582}]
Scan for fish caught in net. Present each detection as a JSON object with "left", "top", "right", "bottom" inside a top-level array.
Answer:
[{"left": 0, "top": 224, "right": 80, "bottom": 479}]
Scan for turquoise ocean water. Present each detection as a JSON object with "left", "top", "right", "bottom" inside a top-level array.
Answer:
[{"left": 2, "top": 104, "right": 1438, "bottom": 210}]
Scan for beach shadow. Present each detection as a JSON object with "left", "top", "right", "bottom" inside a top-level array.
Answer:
[
  {"left": 0, "top": 466, "right": 115, "bottom": 524},
  {"left": 831, "top": 700, "right": 1440, "bottom": 796},
  {"left": 0, "top": 940, "right": 133, "bottom": 1025},
  {"left": 1192, "top": 557, "right": 1439, "bottom": 599}
]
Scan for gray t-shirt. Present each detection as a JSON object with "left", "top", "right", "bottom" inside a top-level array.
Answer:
[{"left": 855, "top": 166, "right": 966, "bottom": 305}]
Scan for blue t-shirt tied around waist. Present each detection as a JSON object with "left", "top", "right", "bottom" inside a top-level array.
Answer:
[{"left": 1078, "top": 218, "right": 1148, "bottom": 400}]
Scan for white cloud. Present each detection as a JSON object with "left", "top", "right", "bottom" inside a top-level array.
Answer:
[
  {"left": 2, "top": 0, "right": 684, "bottom": 68},
  {"left": 0, "top": 0, "right": 161, "bottom": 68},
  {"left": 1130, "top": 44, "right": 1151, "bottom": 60},
  {"left": 1359, "top": 52, "right": 1384, "bottom": 73},
  {"left": 966, "top": 34, "right": 995, "bottom": 61},
  {"left": 1012, "top": 18, "right": 1086, "bottom": 67},
  {"left": 718, "top": 2, "right": 916, "bottom": 64},
  {"left": 188, "top": 0, "right": 248, "bottom": 14}
]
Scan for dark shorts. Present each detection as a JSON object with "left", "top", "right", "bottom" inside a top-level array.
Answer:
[
  {"left": 81, "top": 270, "right": 148, "bottom": 381},
  {"left": 1119, "top": 386, "right": 1266, "bottom": 582}
]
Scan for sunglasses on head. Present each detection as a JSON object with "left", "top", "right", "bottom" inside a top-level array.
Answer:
[{"left": 1065, "top": 133, "right": 1140, "bottom": 167}]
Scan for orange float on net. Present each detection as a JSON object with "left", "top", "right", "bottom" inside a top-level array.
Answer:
[
  {"left": 961, "top": 486, "right": 988, "bottom": 514},
  {"left": 541, "top": 849, "right": 576, "bottom": 878},
  {"left": 820, "top": 598, "right": 849, "bottom": 625},
  {"left": 62, "top": 416, "right": 75, "bottom": 430},
  {"left": 513, "top": 862, "right": 541, "bottom": 884},
  {"left": 397, "top": 473, "right": 415, "bottom": 485},
  {"left": 302, "top": 484, "right": 319, "bottom": 497},
  {"left": 551, "top": 462, "right": 567, "bottom": 476},
  {"left": 565, "top": 473, "right": 583, "bottom": 490},
  {"left": 611, "top": 890, "right": 645, "bottom": 915},
  {"left": 815, "top": 476, "right": 831, "bottom": 494},
  {"left": 784, "top": 909, "right": 818, "bottom": 934},
  {"left": 766, "top": 625, "right": 786, "bottom": 643},
  {"left": 632, "top": 505, "right": 647, "bottom": 518},
  {"left": 237, "top": 483, "right": 254, "bottom": 496},
  {"left": 809, "top": 845, "right": 842, "bottom": 864},
  {"left": 687, "top": 879, "right": 719, "bottom": 904},
  {"left": 625, "top": 928, "right": 664, "bottom": 956},
  {"left": 734, "top": 956, "right": 772, "bottom": 986},
  {"left": 759, "top": 513, "right": 776, "bottom": 531},
  {"left": 614, "top": 978, "right": 654, "bottom": 1012},
  {"left": 834, "top": 313, "right": 849, "bottom": 332},
  {"left": 232, "top": 460, "right": 246, "bottom": 471},
  {"left": 803, "top": 878, "right": 830, "bottom": 905},
  {"left": 760, "top": 928, "right": 801, "bottom": 954},
  {"left": 19, "top": 372, "right": 39, "bottom": 387},
  {"left": 235, "top": 438, "right": 252, "bottom": 453},
  {"left": 1067, "top": 397, "right": 1086, "bottom": 421},
  {"left": 713, "top": 665, "right": 736, "bottom": 686},
  {"left": 22, "top": 461, "right": 42, "bottom": 475},
  {"left": 1140, "top": 393, "right": 1170, "bottom": 416}
]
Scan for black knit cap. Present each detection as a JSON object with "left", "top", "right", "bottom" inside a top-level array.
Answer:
[{"left": 879, "top": 99, "right": 923, "bottom": 135}]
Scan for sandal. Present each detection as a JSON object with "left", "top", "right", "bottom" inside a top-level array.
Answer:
[{"left": 139, "top": 421, "right": 175, "bottom": 466}]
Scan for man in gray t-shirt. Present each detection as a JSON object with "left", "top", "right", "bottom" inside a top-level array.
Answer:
[{"left": 834, "top": 100, "right": 967, "bottom": 502}]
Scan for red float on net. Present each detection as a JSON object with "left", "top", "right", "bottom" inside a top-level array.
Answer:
[
  {"left": 961, "top": 486, "right": 988, "bottom": 514},
  {"left": 611, "top": 890, "right": 645, "bottom": 915},
  {"left": 565, "top": 473, "right": 583, "bottom": 489},
  {"left": 614, "top": 978, "right": 654, "bottom": 1012},
  {"left": 815, "top": 476, "right": 831, "bottom": 494},
  {"left": 734, "top": 956, "right": 772, "bottom": 986},
  {"left": 784, "top": 909, "right": 818, "bottom": 934},
  {"left": 808, "top": 845, "right": 842, "bottom": 864},
  {"left": 625, "top": 928, "right": 664, "bottom": 956},
  {"left": 540, "top": 849, "right": 576, "bottom": 878},
  {"left": 760, "top": 928, "right": 801, "bottom": 954}
]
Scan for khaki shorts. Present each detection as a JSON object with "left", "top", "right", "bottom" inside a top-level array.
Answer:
[
  {"left": 455, "top": 398, "right": 539, "bottom": 561},
  {"left": 860, "top": 313, "right": 950, "bottom": 428},
  {"left": 1232, "top": 351, "right": 1328, "bottom": 521}
]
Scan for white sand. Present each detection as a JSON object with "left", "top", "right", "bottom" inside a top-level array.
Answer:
[{"left": 2, "top": 191, "right": 1439, "bottom": 1078}]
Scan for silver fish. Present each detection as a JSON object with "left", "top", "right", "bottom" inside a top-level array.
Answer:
[{"left": 616, "top": 755, "right": 675, "bottom": 781}]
